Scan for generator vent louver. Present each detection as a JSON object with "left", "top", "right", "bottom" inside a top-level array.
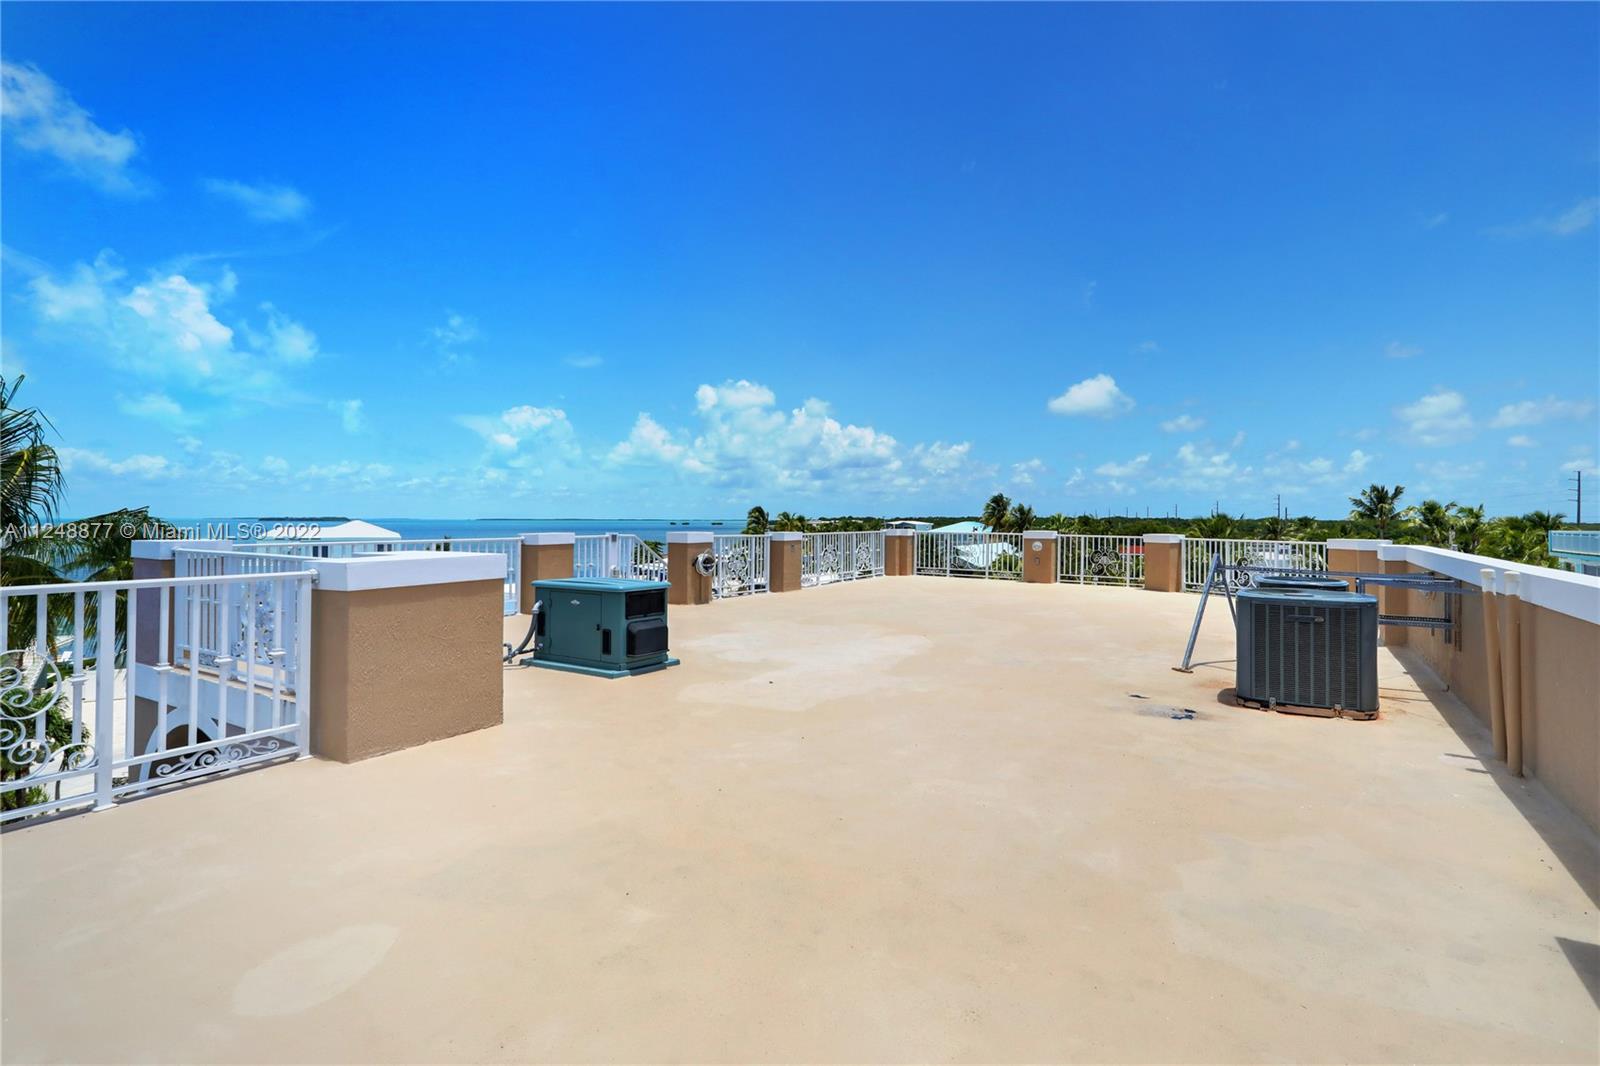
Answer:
[{"left": 1237, "top": 589, "right": 1378, "bottom": 714}]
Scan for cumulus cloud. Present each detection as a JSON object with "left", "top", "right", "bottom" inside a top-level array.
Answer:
[
  {"left": 1489, "top": 396, "right": 1594, "bottom": 428},
  {"left": 431, "top": 312, "right": 479, "bottom": 366},
  {"left": 1562, "top": 456, "right": 1597, "bottom": 473},
  {"left": 26, "top": 252, "right": 318, "bottom": 399},
  {"left": 0, "top": 60, "right": 144, "bottom": 193},
  {"left": 1010, "top": 458, "right": 1045, "bottom": 485},
  {"left": 1047, "top": 373, "right": 1134, "bottom": 417},
  {"left": 1395, "top": 389, "right": 1475, "bottom": 445},
  {"left": 608, "top": 379, "right": 991, "bottom": 499},
  {"left": 203, "top": 178, "right": 311, "bottom": 222},
  {"left": 1160, "top": 414, "right": 1204, "bottom": 433},
  {"left": 459, "top": 405, "right": 579, "bottom": 464}
]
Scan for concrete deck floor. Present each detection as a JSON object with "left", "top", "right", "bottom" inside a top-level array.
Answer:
[{"left": 3, "top": 577, "right": 1597, "bottom": 1063}]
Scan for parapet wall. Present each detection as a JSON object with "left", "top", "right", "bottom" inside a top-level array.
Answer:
[{"left": 1380, "top": 543, "right": 1600, "bottom": 834}]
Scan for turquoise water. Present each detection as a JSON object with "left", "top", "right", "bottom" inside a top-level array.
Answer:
[{"left": 187, "top": 517, "right": 744, "bottom": 544}]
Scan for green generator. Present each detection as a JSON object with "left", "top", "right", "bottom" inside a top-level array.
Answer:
[{"left": 528, "top": 577, "right": 679, "bottom": 678}]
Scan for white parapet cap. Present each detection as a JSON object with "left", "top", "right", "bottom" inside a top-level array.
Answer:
[
  {"left": 1022, "top": 530, "right": 1058, "bottom": 539},
  {"left": 132, "top": 539, "right": 232, "bottom": 561},
  {"left": 314, "top": 550, "right": 507, "bottom": 592},
  {"left": 1142, "top": 533, "right": 1184, "bottom": 544},
  {"left": 768, "top": 531, "right": 804, "bottom": 542},
  {"left": 666, "top": 531, "right": 714, "bottom": 544},
  {"left": 1327, "top": 538, "right": 1393, "bottom": 551},
  {"left": 520, "top": 532, "right": 575, "bottom": 546},
  {"left": 883, "top": 528, "right": 915, "bottom": 538},
  {"left": 1376, "top": 542, "right": 1600, "bottom": 625}
]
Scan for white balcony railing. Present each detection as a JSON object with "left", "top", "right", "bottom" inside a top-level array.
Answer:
[{"left": 0, "top": 570, "right": 315, "bottom": 824}]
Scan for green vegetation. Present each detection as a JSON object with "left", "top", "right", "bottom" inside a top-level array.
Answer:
[
  {"left": 742, "top": 481, "right": 1571, "bottom": 569},
  {"left": 2, "top": 375, "right": 173, "bottom": 811}
]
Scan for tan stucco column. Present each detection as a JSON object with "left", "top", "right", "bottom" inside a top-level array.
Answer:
[
  {"left": 310, "top": 552, "right": 504, "bottom": 762},
  {"left": 883, "top": 529, "right": 914, "bottom": 575},
  {"left": 1377, "top": 544, "right": 1410, "bottom": 646},
  {"left": 667, "top": 532, "right": 713, "bottom": 606},
  {"left": 1327, "top": 538, "right": 1388, "bottom": 594},
  {"left": 1142, "top": 534, "right": 1184, "bottom": 591},
  {"left": 768, "top": 532, "right": 803, "bottom": 592},
  {"left": 1022, "top": 531, "right": 1057, "bottom": 583},
  {"left": 519, "top": 533, "right": 574, "bottom": 614}
]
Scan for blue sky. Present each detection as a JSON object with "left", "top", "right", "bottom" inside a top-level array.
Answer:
[{"left": 3, "top": 3, "right": 1596, "bottom": 520}]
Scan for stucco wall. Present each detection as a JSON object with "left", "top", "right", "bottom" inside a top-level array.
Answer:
[
  {"left": 1396, "top": 558, "right": 1599, "bottom": 833},
  {"left": 310, "top": 578, "right": 503, "bottom": 762}
]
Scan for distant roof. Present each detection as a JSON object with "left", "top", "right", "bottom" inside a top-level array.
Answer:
[
  {"left": 260, "top": 519, "right": 401, "bottom": 541},
  {"left": 885, "top": 520, "right": 932, "bottom": 529},
  {"left": 932, "top": 520, "right": 989, "bottom": 533}
]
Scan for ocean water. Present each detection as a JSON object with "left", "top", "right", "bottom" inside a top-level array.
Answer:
[{"left": 189, "top": 517, "right": 744, "bottom": 544}]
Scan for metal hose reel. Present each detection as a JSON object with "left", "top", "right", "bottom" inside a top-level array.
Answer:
[{"left": 693, "top": 551, "right": 716, "bottom": 577}]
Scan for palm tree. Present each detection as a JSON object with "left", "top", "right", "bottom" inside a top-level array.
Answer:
[
  {"left": 1523, "top": 510, "right": 1566, "bottom": 534},
  {"left": 1, "top": 375, "right": 62, "bottom": 544},
  {"left": 1348, "top": 484, "right": 1405, "bottom": 537},
  {"left": 1454, "top": 505, "right": 1486, "bottom": 554},
  {"left": 1260, "top": 513, "right": 1290, "bottom": 540},
  {"left": 980, "top": 492, "right": 1011, "bottom": 532},
  {"left": 1007, "top": 502, "right": 1035, "bottom": 534},
  {"left": 1408, "top": 499, "right": 1458, "bottom": 547},
  {"left": 744, "top": 506, "right": 769, "bottom": 535},
  {"left": 1189, "top": 513, "right": 1239, "bottom": 540}
]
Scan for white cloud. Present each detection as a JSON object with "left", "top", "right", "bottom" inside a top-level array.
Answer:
[
  {"left": 1561, "top": 456, "right": 1596, "bottom": 473},
  {"left": 330, "top": 399, "right": 366, "bottom": 434},
  {"left": 460, "top": 405, "right": 579, "bottom": 464},
  {"left": 1395, "top": 389, "right": 1474, "bottom": 445},
  {"left": 564, "top": 353, "right": 603, "bottom": 369},
  {"left": 1384, "top": 341, "right": 1423, "bottom": 359},
  {"left": 1151, "top": 441, "right": 1244, "bottom": 491},
  {"left": 608, "top": 380, "right": 991, "bottom": 499},
  {"left": 249, "top": 303, "right": 320, "bottom": 362},
  {"left": 1229, "top": 430, "right": 1246, "bottom": 449},
  {"left": 1490, "top": 197, "right": 1600, "bottom": 238},
  {"left": 1506, "top": 435, "right": 1537, "bottom": 448},
  {"left": 431, "top": 312, "right": 479, "bottom": 365},
  {"left": 1344, "top": 449, "right": 1373, "bottom": 475},
  {"left": 1133, "top": 340, "right": 1159, "bottom": 354},
  {"left": 1489, "top": 396, "right": 1595, "bottom": 428},
  {"left": 0, "top": 61, "right": 143, "bottom": 194},
  {"left": 1010, "top": 458, "right": 1045, "bottom": 485},
  {"left": 261, "top": 455, "right": 290, "bottom": 475},
  {"left": 1047, "top": 373, "right": 1134, "bottom": 418},
  {"left": 1423, "top": 212, "right": 1449, "bottom": 229},
  {"left": 59, "top": 446, "right": 173, "bottom": 479},
  {"left": 1415, "top": 459, "right": 1486, "bottom": 485},
  {"left": 26, "top": 252, "right": 317, "bottom": 398},
  {"left": 116, "top": 391, "right": 189, "bottom": 427},
  {"left": 1094, "top": 454, "right": 1149, "bottom": 478},
  {"left": 1160, "top": 414, "right": 1204, "bottom": 433},
  {"left": 203, "top": 178, "right": 310, "bottom": 222},
  {"left": 177, "top": 435, "right": 202, "bottom": 454}
]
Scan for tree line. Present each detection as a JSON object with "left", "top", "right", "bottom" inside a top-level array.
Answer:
[{"left": 742, "top": 484, "right": 1577, "bottom": 568}]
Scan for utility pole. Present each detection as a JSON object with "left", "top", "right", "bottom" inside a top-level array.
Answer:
[
  {"left": 1275, "top": 493, "right": 1281, "bottom": 521},
  {"left": 1571, "top": 470, "right": 1583, "bottom": 524}
]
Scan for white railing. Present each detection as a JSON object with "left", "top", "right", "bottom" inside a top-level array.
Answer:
[
  {"left": 237, "top": 537, "right": 521, "bottom": 614},
  {"left": 0, "top": 570, "right": 314, "bottom": 824},
  {"left": 573, "top": 534, "right": 667, "bottom": 582},
  {"left": 712, "top": 534, "right": 769, "bottom": 597},
  {"left": 914, "top": 531, "right": 1023, "bottom": 580},
  {"left": 1058, "top": 535, "right": 1145, "bottom": 586},
  {"left": 1183, "top": 537, "right": 1327, "bottom": 591},
  {"left": 801, "top": 531, "right": 885, "bottom": 587}
]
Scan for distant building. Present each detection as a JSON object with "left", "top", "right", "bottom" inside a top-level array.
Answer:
[{"left": 885, "top": 519, "right": 933, "bottom": 530}]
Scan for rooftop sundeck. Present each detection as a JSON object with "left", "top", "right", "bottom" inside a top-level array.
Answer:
[{"left": 4, "top": 577, "right": 1595, "bottom": 1063}]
